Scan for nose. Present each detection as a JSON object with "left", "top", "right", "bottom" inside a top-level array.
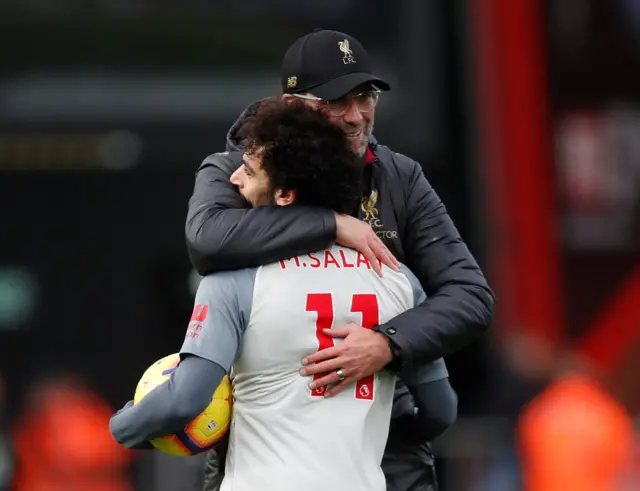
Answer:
[
  {"left": 230, "top": 167, "right": 243, "bottom": 187},
  {"left": 342, "top": 102, "right": 363, "bottom": 125}
]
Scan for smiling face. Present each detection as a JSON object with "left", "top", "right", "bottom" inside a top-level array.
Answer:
[{"left": 283, "top": 84, "right": 378, "bottom": 157}]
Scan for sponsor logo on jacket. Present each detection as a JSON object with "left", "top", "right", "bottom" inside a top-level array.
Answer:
[{"left": 361, "top": 190, "right": 398, "bottom": 240}]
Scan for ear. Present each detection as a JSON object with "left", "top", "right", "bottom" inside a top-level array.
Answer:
[
  {"left": 282, "top": 93, "right": 295, "bottom": 103},
  {"left": 275, "top": 189, "right": 296, "bottom": 206}
]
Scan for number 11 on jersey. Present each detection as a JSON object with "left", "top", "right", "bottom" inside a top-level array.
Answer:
[{"left": 305, "top": 293, "right": 380, "bottom": 400}]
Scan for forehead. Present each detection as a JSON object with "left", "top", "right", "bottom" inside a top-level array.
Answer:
[{"left": 243, "top": 147, "right": 264, "bottom": 168}]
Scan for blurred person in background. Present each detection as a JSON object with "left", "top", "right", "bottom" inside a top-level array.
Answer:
[
  {"left": 517, "top": 340, "right": 640, "bottom": 491},
  {"left": 11, "top": 370, "right": 134, "bottom": 491},
  {"left": 186, "top": 29, "right": 494, "bottom": 491},
  {"left": 472, "top": 331, "right": 561, "bottom": 491}
]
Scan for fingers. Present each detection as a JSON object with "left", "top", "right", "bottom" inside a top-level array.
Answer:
[
  {"left": 300, "top": 357, "right": 343, "bottom": 376},
  {"left": 302, "top": 345, "right": 342, "bottom": 366},
  {"left": 362, "top": 245, "right": 383, "bottom": 277},
  {"left": 324, "top": 377, "right": 357, "bottom": 397},
  {"left": 371, "top": 231, "right": 399, "bottom": 268},
  {"left": 366, "top": 230, "right": 399, "bottom": 276},
  {"left": 322, "top": 326, "right": 350, "bottom": 338},
  {"left": 371, "top": 239, "right": 399, "bottom": 273},
  {"left": 335, "top": 215, "right": 400, "bottom": 274},
  {"left": 308, "top": 370, "right": 343, "bottom": 390}
]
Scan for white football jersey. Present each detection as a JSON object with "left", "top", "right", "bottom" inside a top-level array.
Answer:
[{"left": 180, "top": 245, "right": 447, "bottom": 491}]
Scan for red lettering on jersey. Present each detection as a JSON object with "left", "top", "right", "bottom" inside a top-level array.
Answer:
[
  {"left": 351, "top": 294, "right": 379, "bottom": 400},
  {"left": 191, "top": 304, "right": 209, "bottom": 322},
  {"left": 277, "top": 251, "right": 374, "bottom": 269},
  {"left": 308, "top": 252, "right": 321, "bottom": 268},
  {"left": 356, "top": 253, "right": 371, "bottom": 269},
  {"left": 305, "top": 293, "right": 335, "bottom": 397},
  {"left": 186, "top": 318, "right": 204, "bottom": 339},
  {"left": 323, "top": 250, "right": 340, "bottom": 268},
  {"left": 305, "top": 292, "right": 381, "bottom": 400},
  {"left": 279, "top": 257, "right": 301, "bottom": 269},
  {"left": 339, "top": 249, "right": 355, "bottom": 268}
]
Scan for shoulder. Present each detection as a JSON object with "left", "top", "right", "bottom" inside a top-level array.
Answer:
[
  {"left": 371, "top": 144, "right": 426, "bottom": 195},
  {"left": 197, "top": 268, "right": 258, "bottom": 312},
  {"left": 197, "top": 151, "right": 243, "bottom": 175},
  {"left": 397, "top": 263, "right": 426, "bottom": 305},
  {"left": 372, "top": 143, "right": 422, "bottom": 178},
  {"left": 199, "top": 268, "right": 258, "bottom": 292}
]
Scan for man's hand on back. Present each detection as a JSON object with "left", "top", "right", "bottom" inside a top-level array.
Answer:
[
  {"left": 299, "top": 323, "right": 393, "bottom": 397},
  {"left": 335, "top": 213, "right": 399, "bottom": 276}
]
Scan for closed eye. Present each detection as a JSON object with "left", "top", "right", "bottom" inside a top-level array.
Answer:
[{"left": 242, "top": 165, "right": 254, "bottom": 178}]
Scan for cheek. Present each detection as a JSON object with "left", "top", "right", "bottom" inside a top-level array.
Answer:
[
  {"left": 256, "top": 181, "right": 272, "bottom": 201},
  {"left": 242, "top": 181, "right": 256, "bottom": 198},
  {"left": 243, "top": 180, "right": 271, "bottom": 206},
  {"left": 326, "top": 114, "right": 343, "bottom": 128},
  {"left": 362, "top": 113, "right": 374, "bottom": 130}
]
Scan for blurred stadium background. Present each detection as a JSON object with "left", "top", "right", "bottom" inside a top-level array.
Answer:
[{"left": 0, "top": 0, "right": 639, "bottom": 490}]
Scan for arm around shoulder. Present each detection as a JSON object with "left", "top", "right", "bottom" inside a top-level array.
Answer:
[{"left": 186, "top": 153, "right": 337, "bottom": 275}]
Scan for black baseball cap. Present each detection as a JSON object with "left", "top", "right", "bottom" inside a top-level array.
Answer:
[{"left": 281, "top": 29, "right": 390, "bottom": 101}]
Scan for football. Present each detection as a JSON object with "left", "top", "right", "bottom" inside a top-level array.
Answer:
[{"left": 134, "top": 353, "right": 232, "bottom": 456}]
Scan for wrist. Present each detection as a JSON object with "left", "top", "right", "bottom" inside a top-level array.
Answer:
[
  {"left": 331, "top": 212, "right": 341, "bottom": 239},
  {"left": 373, "top": 326, "right": 403, "bottom": 371}
]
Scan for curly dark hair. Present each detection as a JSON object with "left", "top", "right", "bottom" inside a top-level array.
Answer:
[{"left": 237, "top": 99, "right": 362, "bottom": 214}]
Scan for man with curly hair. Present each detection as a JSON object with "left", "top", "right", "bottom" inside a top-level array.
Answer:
[
  {"left": 109, "top": 100, "right": 451, "bottom": 491},
  {"left": 229, "top": 99, "right": 363, "bottom": 213},
  {"left": 189, "top": 30, "right": 493, "bottom": 491}
]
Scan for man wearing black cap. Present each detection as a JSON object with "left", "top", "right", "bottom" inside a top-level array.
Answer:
[
  {"left": 282, "top": 30, "right": 391, "bottom": 100},
  {"left": 279, "top": 29, "right": 390, "bottom": 159},
  {"left": 186, "top": 29, "right": 494, "bottom": 491}
]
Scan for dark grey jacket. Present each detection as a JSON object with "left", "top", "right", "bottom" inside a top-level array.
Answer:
[{"left": 186, "top": 101, "right": 495, "bottom": 491}]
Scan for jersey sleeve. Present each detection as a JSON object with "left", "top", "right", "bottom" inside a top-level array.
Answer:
[
  {"left": 397, "top": 264, "right": 449, "bottom": 385},
  {"left": 180, "top": 268, "right": 256, "bottom": 372}
]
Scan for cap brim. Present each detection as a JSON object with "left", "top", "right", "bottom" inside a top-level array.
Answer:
[{"left": 310, "top": 73, "right": 390, "bottom": 100}]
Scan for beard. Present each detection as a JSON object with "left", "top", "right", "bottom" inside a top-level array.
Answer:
[
  {"left": 245, "top": 185, "right": 279, "bottom": 208},
  {"left": 350, "top": 120, "right": 374, "bottom": 157},
  {"left": 354, "top": 138, "right": 368, "bottom": 157}
]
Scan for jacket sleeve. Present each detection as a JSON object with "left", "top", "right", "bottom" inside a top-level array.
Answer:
[
  {"left": 377, "top": 160, "right": 495, "bottom": 366},
  {"left": 186, "top": 153, "right": 337, "bottom": 275}
]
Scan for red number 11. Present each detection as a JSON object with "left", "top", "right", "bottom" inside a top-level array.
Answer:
[{"left": 305, "top": 293, "right": 379, "bottom": 399}]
